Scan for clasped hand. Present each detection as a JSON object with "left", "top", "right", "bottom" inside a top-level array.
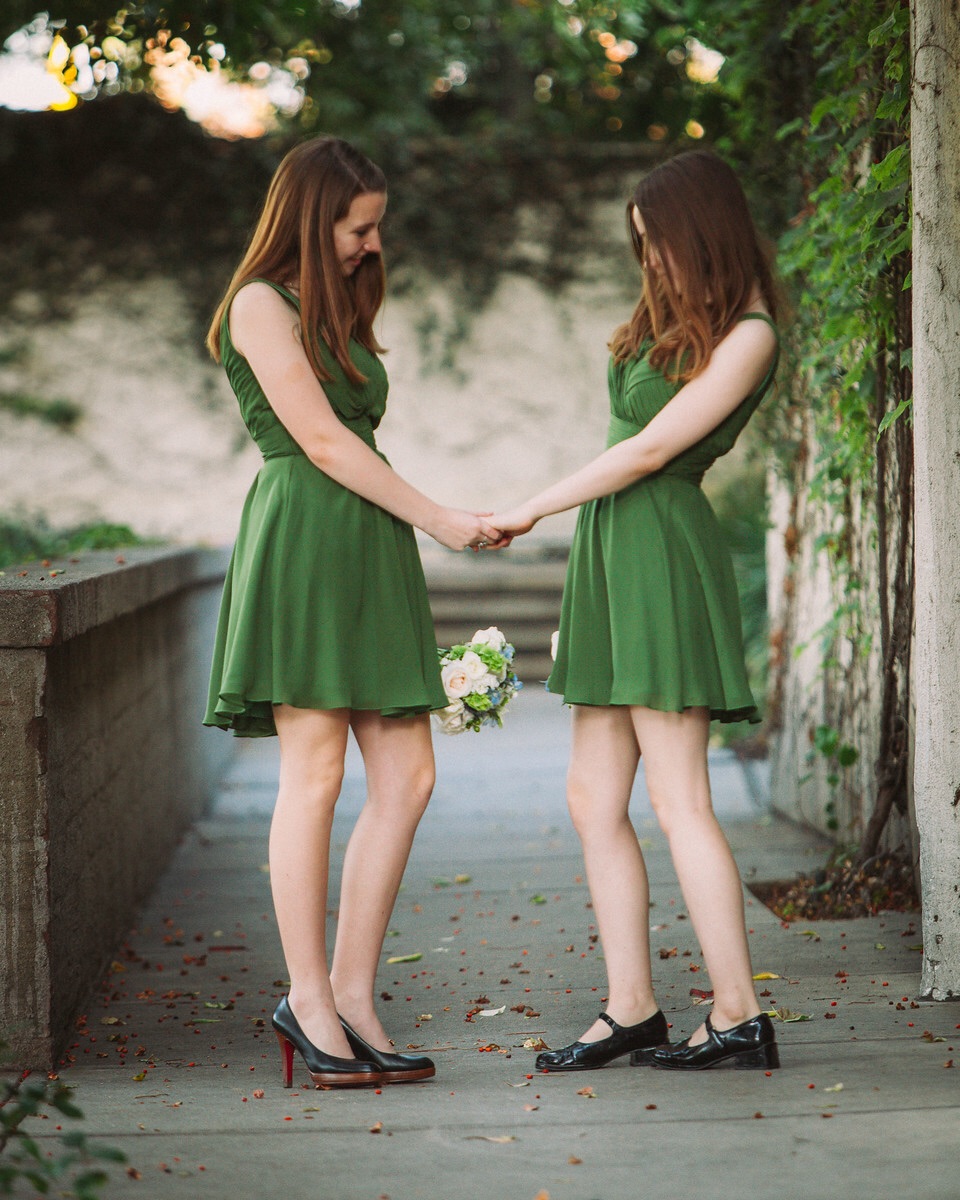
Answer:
[
  {"left": 433, "top": 505, "right": 537, "bottom": 552},
  {"left": 470, "top": 505, "right": 538, "bottom": 551}
]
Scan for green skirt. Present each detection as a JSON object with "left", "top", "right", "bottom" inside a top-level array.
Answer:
[
  {"left": 205, "top": 455, "right": 447, "bottom": 736},
  {"left": 548, "top": 474, "right": 758, "bottom": 723}
]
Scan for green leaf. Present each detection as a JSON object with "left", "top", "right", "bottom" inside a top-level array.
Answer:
[
  {"left": 877, "top": 396, "right": 912, "bottom": 436},
  {"left": 89, "top": 1145, "right": 128, "bottom": 1163},
  {"left": 836, "top": 744, "right": 859, "bottom": 767},
  {"left": 871, "top": 142, "right": 910, "bottom": 189}
]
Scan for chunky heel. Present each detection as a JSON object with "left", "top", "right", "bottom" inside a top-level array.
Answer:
[
  {"left": 734, "top": 1041, "right": 777, "bottom": 1070},
  {"left": 277, "top": 1031, "right": 295, "bottom": 1088},
  {"left": 734, "top": 1042, "right": 780, "bottom": 1070}
]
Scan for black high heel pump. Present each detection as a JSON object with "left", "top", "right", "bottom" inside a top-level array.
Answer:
[
  {"left": 339, "top": 1015, "right": 436, "bottom": 1083},
  {"left": 650, "top": 1012, "right": 779, "bottom": 1071},
  {"left": 272, "top": 997, "right": 381, "bottom": 1088}
]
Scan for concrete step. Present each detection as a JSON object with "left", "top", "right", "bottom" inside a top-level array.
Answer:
[{"left": 423, "top": 542, "right": 567, "bottom": 681}]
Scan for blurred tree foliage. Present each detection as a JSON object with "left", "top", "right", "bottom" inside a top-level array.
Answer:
[
  {"left": 1, "top": 1, "right": 711, "bottom": 141},
  {"left": 0, "top": 1, "right": 793, "bottom": 313}
]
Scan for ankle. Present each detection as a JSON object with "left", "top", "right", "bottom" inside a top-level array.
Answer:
[
  {"left": 710, "top": 1001, "right": 761, "bottom": 1031},
  {"left": 330, "top": 986, "right": 375, "bottom": 1024},
  {"left": 286, "top": 986, "right": 335, "bottom": 1024},
  {"left": 605, "top": 993, "right": 659, "bottom": 1026}
]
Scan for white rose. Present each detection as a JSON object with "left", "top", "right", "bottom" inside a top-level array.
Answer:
[
  {"left": 460, "top": 650, "right": 487, "bottom": 681},
  {"left": 476, "top": 673, "right": 500, "bottom": 694},
  {"left": 550, "top": 630, "right": 560, "bottom": 661},
  {"left": 471, "top": 626, "right": 506, "bottom": 652},
  {"left": 441, "top": 661, "right": 473, "bottom": 699},
  {"left": 434, "top": 700, "right": 468, "bottom": 734},
  {"left": 434, "top": 699, "right": 468, "bottom": 734}
]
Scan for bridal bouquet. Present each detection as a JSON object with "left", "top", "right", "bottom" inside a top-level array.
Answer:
[{"left": 434, "top": 627, "right": 521, "bottom": 734}]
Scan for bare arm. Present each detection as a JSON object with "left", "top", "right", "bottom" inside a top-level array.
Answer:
[
  {"left": 230, "top": 283, "right": 500, "bottom": 551},
  {"left": 489, "top": 317, "right": 777, "bottom": 535}
]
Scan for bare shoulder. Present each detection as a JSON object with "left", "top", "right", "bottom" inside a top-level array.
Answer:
[
  {"left": 714, "top": 312, "right": 778, "bottom": 364},
  {"left": 229, "top": 281, "right": 299, "bottom": 356},
  {"left": 230, "top": 280, "right": 294, "bottom": 321}
]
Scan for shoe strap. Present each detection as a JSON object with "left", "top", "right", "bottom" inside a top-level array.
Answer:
[{"left": 597, "top": 1012, "right": 617, "bottom": 1032}]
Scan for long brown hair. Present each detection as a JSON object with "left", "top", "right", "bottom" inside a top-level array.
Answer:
[
  {"left": 610, "top": 150, "right": 778, "bottom": 382},
  {"left": 206, "top": 136, "right": 387, "bottom": 385}
]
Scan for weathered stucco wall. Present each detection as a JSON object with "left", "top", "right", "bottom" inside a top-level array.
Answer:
[
  {"left": 765, "top": 417, "right": 913, "bottom": 855},
  {"left": 0, "top": 547, "right": 232, "bottom": 1068},
  {"left": 0, "top": 201, "right": 640, "bottom": 548}
]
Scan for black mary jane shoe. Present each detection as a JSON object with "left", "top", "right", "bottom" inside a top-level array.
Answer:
[
  {"left": 272, "top": 997, "right": 382, "bottom": 1089},
  {"left": 535, "top": 1010, "right": 669, "bottom": 1072},
  {"left": 650, "top": 1012, "right": 779, "bottom": 1071},
  {"left": 339, "top": 1015, "right": 436, "bottom": 1084}
]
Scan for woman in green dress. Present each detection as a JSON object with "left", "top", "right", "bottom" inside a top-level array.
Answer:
[
  {"left": 491, "top": 151, "right": 781, "bottom": 1071},
  {"left": 204, "top": 137, "right": 502, "bottom": 1088}
]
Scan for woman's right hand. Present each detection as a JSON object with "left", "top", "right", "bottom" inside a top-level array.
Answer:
[
  {"left": 427, "top": 508, "right": 504, "bottom": 552},
  {"left": 487, "top": 504, "right": 538, "bottom": 538}
]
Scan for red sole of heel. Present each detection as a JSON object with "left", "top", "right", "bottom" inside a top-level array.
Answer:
[{"left": 276, "top": 1032, "right": 295, "bottom": 1088}]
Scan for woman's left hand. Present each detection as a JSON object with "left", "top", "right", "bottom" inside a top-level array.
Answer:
[{"left": 472, "top": 512, "right": 513, "bottom": 551}]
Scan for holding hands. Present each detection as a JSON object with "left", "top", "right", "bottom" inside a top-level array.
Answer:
[
  {"left": 427, "top": 507, "right": 510, "bottom": 553},
  {"left": 486, "top": 504, "right": 538, "bottom": 540}
]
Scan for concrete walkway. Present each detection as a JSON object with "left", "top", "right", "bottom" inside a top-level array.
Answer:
[{"left": 33, "top": 691, "right": 960, "bottom": 1199}]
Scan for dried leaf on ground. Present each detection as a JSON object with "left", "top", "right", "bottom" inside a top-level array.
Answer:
[
  {"left": 750, "top": 853, "right": 918, "bottom": 920},
  {"left": 771, "top": 1007, "right": 812, "bottom": 1023}
]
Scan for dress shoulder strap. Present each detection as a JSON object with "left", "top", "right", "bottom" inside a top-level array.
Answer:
[
  {"left": 247, "top": 278, "right": 301, "bottom": 307},
  {"left": 737, "top": 311, "right": 778, "bottom": 335},
  {"left": 736, "top": 311, "right": 780, "bottom": 397}
]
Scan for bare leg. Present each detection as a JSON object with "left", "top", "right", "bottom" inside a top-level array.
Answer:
[
  {"left": 631, "top": 706, "right": 760, "bottom": 1042},
  {"left": 271, "top": 704, "right": 354, "bottom": 1058},
  {"left": 567, "top": 705, "right": 660, "bottom": 1043},
  {"left": 329, "top": 712, "right": 435, "bottom": 1051}
]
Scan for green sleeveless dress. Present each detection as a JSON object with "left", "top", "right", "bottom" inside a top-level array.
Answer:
[
  {"left": 548, "top": 313, "right": 778, "bottom": 722},
  {"left": 204, "top": 281, "right": 447, "bottom": 737}
]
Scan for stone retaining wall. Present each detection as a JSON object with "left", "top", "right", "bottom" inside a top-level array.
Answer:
[{"left": 0, "top": 546, "right": 232, "bottom": 1069}]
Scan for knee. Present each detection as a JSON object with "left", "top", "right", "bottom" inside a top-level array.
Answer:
[
  {"left": 373, "top": 759, "right": 434, "bottom": 823},
  {"left": 277, "top": 760, "right": 345, "bottom": 816},
  {"left": 566, "top": 772, "right": 597, "bottom": 839},
  {"left": 407, "top": 760, "right": 435, "bottom": 818},
  {"left": 646, "top": 789, "right": 713, "bottom": 843}
]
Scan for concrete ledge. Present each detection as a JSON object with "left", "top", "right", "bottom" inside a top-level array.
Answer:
[{"left": 0, "top": 546, "right": 232, "bottom": 1069}]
